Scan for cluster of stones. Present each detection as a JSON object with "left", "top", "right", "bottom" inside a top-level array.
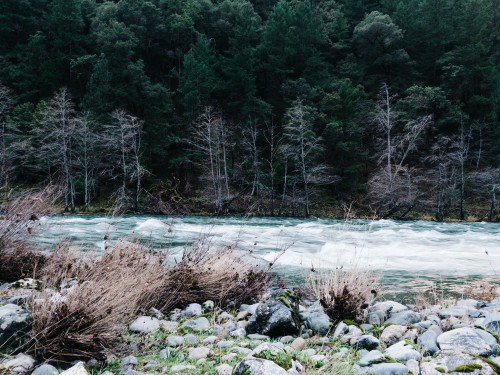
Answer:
[
  {"left": 346, "top": 299, "right": 500, "bottom": 375},
  {"left": 1, "top": 279, "right": 499, "bottom": 375}
]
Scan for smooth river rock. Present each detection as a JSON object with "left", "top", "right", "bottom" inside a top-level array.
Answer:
[
  {"left": 436, "top": 327, "right": 492, "bottom": 356},
  {"left": 234, "top": 357, "right": 287, "bottom": 375}
]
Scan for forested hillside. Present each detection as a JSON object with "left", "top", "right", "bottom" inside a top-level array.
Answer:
[{"left": 0, "top": 0, "right": 498, "bottom": 219}]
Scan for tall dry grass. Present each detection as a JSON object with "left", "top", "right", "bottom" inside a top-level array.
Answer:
[
  {"left": 306, "top": 261, "right": 381, "bottom": 323},
  {"left": 21, "top": 236, "right": 270, "bottom": 363},
  {"left": 23, "top": 240, "right": 170, "bottom": 362},
  {"left": 163, "top": 236, "right": 270, "bottom": 308},
  {"left": 0, "top": 185, "right": 60, "bottom": 281}
]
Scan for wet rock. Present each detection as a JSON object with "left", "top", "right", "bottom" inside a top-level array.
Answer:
[
  {"left": 246, "top": 299, "right": 299, "bottom": 337},
  {"left": 234, "top": 357, "right": 287, "bottom": 375},
  {"left": 129, "top": 316, "right": 160, "bottom": 334},
  {"left": 351, "top": 335, "right": 380, "bottom": 350},
  {"left": 482, "top": 312, "right": 500, "bottom": 334},
  {"left": 0, "top": 304, "right": 31, "bottom": 346},
  {"left": 386, "top": 310, "right": 421, "bottom": 325},
  {"left": 417, "top": 330, "right": 439, "bottom": 355},
  {"left": 437, "top": 327, "right": 492, "bottom": 356},
  {"left": 299, "top": 301, "right": 330, "bottom": 335}
]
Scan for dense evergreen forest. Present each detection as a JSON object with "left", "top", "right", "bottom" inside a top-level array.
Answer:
[{"left": 0, "top": 0, "right": 498, "bottom": 219}]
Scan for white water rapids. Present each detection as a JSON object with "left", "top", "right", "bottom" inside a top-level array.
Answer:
[{"left": 37, "top": 215, "right": 499, "bottom": 296}]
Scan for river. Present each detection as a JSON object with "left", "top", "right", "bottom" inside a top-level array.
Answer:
[{"left": 37, "top": 215, "right": 499, "bottom": 299}]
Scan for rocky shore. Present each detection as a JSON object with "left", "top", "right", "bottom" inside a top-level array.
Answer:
[{"left": 1, "top": 280, "right": 499, "bottom": 375}]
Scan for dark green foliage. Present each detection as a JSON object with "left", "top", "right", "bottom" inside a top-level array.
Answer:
[{"left": 0, "top": 0, "right": 497, "bottom": 217}]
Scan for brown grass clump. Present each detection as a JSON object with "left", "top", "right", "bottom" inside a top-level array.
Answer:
[
  {"left": 0, "top": 185, "right": 59, "bottom": 282},
  {"left": 306, "top": 262, "right": 381, "bottom": 323},
  {"left": 162, "top": 236, "right": 270, "bottom": 309},
  {"left": 464, "top": 279, "right": 500, "bottom": 301},
  {"left": 23, "top": 240, "right": 170, "bottom": 363}
]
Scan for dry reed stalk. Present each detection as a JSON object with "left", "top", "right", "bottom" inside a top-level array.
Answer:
[
  {"left": 0, "top": 185, "right": 60, "bottom": 281},
  {"left": 25, "top": 240, "right": 171, "bottom": 363},
  {"left": 306, "top": 260, "right": 381, "bottom": 323}
]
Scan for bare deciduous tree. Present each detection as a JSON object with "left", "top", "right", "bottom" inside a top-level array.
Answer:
[
  {"left": 263, "top": 118, "right": 282, "bottom": 216},
  {"left": 370, "top": 83, "right": 432, "bottom": 217},
  {"left": 39, "top": 88, "right": 79, "bottom": 212},
  {"left": 75, "top": 113, "right": 100, "bottom": 211},
  {"left": 470, "top": 167, "right": 500, "bottom": 221},
  {"left": 284, "top": 101, "right": 334, "bottom": 217},
  {"left": 190, "top": 106, "right": 233, "bottom": 215},
  {"left": 0, "top": 84, "right": 15, "bottom": 189},
  {"left": 102, "top": 109, "right": 147, "bottom": 211},
  {"left": 426, "top": 137, "right": 458, "bottom": 221},
  {"left": 450, "top": 119, "right": 471, "bottom": 220}
]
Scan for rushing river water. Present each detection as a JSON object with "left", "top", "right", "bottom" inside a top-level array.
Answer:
[{"left": 37, "top": 215, "right": 499, "bottom": 298}]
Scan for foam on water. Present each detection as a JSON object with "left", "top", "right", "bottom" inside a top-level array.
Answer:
[{"left": 38, "top": 215, "right": 499, "bottom": 282}]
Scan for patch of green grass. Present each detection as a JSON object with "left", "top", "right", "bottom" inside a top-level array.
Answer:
[
  {"left": 452, "top": 363, "right": 483, "bottom": 372},
  {"left": 435, "top": 367, "right": 446, "bottom": 373}
]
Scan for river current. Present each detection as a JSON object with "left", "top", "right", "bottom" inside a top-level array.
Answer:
[{"left": 37, "top": 215, "right": 499, "bottom": 298}]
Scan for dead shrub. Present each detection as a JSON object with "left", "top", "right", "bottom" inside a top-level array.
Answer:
[
  {"left": 23, "top": 240, "right": 170, "bottom": 363},
  {"left": 306, "top": 262, "right": 381, "bottom": 323},
  {"left": 161, "top": 236, "right": 271, "bottom": 309},
  {"left": 0, "top": 185, "right": 59, "bottom": 282}
]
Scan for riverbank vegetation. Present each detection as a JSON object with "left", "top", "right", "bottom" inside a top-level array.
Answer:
[{"left": 0, "top": 0, "right": 498, "bottom": 221}]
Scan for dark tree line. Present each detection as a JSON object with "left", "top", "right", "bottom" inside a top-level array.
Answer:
[{"left": 0, "top": 0, "right": 498, "bottom": 219}]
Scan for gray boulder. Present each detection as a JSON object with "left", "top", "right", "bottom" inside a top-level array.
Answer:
[
  {"left": 120, "top": 356, "right": 138, "bottom": 372},
  {"left": 380, "top": 325, "right": 408, "bottom": 346},
  {"left": 32, "top": 364, "right": 60, "bottom": 375},
  {"left": 357, "top": 350, "right": 385, "bottom": 367},
  {"left": 384, "top": 341, "right": 420, "bottom": 362},
  {"left": 437, "top": 327, "right": 492, "bottom": 356},
  {"left": 427, "top": 350, "right": 495, "bottom": 375},
  {"left": 417, "top": 330, "right": 439, "bottom": 355},
  {"left": 0, "top": 304, "right": 31, "bottom": 346},
  {"left": 234, "top": 357, "right": 287, "bottom": 375},
  {"left": 482, "top": 312, "right": 500, "bottom": 334},
  {"left": 246, "top": 299, "right": 299, "bottom": 337},
  {"left": 385, "top": 310, "right": 421, "bottom": 325},
  {"left": 351, "top": 335, "right": 380, "bottom": 350},
  {"left": 299, "top": 301, "right": 330, "bottom": 335},
  {"left": 183, "top": 317, "right": 210, "bottom": 332},
  {"left": 438, "top": 307, "right": 480, "bottom": 318},
  {"left": 128, "top": 316, "right": 160, "bottom": 334},
  {"left": 216, "top": 364, "right": 233, "bottom": 375}
]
